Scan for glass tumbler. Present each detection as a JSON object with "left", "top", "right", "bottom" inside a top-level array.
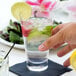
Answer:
[
  {"left": 0, "top": 50, "right": 9, "bottom": 76},
  {"left": 21, "top": 17, "right": 52, "bottom": 72}
]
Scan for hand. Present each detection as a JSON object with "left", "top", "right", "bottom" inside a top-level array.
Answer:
[{"left": 39, "top": 22, "right": 76, "bottom": 67}]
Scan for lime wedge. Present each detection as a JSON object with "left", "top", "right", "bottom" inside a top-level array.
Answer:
[{"left": 11, "top": 2, "right": 32, "bottom": 21}]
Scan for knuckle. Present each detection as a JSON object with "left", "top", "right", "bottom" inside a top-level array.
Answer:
[
  {"left": 56, "top": 30, "right": 65, "bottom": 42},
  {"left": 44, "top": 37, "right": 52, "bottom": 48}
]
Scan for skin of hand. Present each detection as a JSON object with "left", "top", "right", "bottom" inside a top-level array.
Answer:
[{"left": 38, "top": 22, "right": 76, "bottom": 67}]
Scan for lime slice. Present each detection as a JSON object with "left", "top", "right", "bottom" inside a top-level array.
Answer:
[
  {"left": 27, "top": 30, "right": 42, "bottom": 41},
  {"left": 70, "top": 49, "right": 76, "bottom": 70},
  {"left": 27, "top": 29, "right": 49, "bottom": 43},
  {"left": 11, "top": 2, "right": 32, "bottom": 21}
]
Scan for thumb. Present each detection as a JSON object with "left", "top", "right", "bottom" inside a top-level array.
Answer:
[{"left": 38, "top": 30, "right": 64, "bottom": 51}]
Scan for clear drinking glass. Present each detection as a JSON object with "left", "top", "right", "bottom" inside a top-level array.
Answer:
[
  {"left": 0, "top": 50, "right": 9, "bottom": 76},
  {"left": 21, "top": 17, "right": 52, "bottom": 71}
]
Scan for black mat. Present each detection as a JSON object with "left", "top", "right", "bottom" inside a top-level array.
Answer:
[{"left": 9, "top": 60, "right": 72, "bottom": 76}]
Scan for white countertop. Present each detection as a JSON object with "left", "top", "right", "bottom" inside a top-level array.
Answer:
[{"left": 0, "top": 0, "right": 76, "bottom": 76}]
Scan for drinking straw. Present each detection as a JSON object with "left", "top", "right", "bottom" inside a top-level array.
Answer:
[{"left": 4, "top": 43, "right": 15, "bottom": 59}]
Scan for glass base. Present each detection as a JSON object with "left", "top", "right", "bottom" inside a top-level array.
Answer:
[
  {"left": 26, "top": 58, "right": 48, "bottom": 72},
  {"left": 27, "top": 65, "right": 48, "bottom": 72}
]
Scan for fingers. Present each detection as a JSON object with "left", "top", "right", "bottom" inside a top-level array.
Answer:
[
  {"left": 63, "top": 58, "right": 70, "bottom": 67},
  {"left": 52, "top": 23, "right": 69, "bottom": 35},
  {"left": 52, "top": 24, "right": 63, "bottom": 35},
  {"left": 57, "top": 44, "right": 76, "bottom": 57},
  {"left": 39, "top": 30, "right": 64, "bottom": 51},
  {"left": 57, "top": 45, "right": 72, "bottom": 57},
  {"left": 53, "top": 42, "right": 64, "bottom": 49},
  {"left": 57, "top": 44, "right": 76, "bottom": 67}
]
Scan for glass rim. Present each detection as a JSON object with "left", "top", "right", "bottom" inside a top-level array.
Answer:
[
  {"left": 21, "top": 17, "right": 52, "bottom": 25},
  {"left": 22, "top": 17, "right": 52, "bottom": 22}
]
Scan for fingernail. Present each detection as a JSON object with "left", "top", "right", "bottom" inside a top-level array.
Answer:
[{"left": 38, "top": 44, "right": 46, "bottom": 51}]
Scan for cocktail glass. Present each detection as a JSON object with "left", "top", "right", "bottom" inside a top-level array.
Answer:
[{"left": 21, "top": 17, "right": 52, "bottom": 72}]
